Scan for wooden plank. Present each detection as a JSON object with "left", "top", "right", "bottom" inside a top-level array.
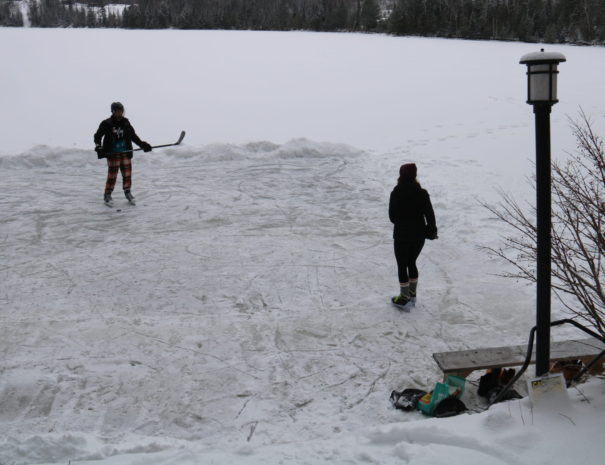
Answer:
[
  {"left": 549, "top": 339, "right": 604, "bottom": 359},
  {"left": 433, "top": 338, "right": 604, "bottom": 375}
]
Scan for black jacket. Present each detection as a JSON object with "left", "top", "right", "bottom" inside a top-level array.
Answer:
[
  {"left": 389, "top": 181, "right": 437, "bottom": 241},
  {"left": 94, "top": 116, "right": 144, "bottom": 159}
]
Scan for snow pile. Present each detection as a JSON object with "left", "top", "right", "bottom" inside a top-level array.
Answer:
[
  {"left": 0, "top": 145, "right": 100, "bottom": 169},
  {"left": 162, "top": 138, "right": 362, "bottom": 163},
  {"left": 1, "top": 433, "right": 173, "bottom": 463},
  {"left": 366, "top": 379, "right": 605, "bottom": 465}
]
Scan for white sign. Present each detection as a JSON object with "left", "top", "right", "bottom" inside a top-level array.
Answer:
[{"left": 527, "top": 373, "right": 569, "bottom": 407}]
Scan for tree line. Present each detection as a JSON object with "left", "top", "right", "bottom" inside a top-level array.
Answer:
[
  {"left": 388, "top": 0, "right": 605, "bottom": 44},
  {"left": 1, "top": 0, "right": 605, "bottom": 45}
]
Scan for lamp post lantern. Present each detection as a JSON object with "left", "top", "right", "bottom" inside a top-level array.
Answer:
[{"left": 519, "top": 49, "right": 566, "bottom": 377}]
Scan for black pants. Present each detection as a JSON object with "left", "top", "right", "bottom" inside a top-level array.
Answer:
[{"left": 394, "top": 238, "right": 425, "bottom": 283}]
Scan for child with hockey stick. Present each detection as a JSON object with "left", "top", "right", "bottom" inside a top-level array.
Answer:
[{"left": 94, "top": 102, "right": 152, "bottom": 206}]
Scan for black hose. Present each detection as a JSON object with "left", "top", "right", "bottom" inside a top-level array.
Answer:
[
  {"left": 489, "top": 326, "right": 536, "bottom": 405},
  {"left": 488, "top": 318, "right": 605, "bottom": 406}
]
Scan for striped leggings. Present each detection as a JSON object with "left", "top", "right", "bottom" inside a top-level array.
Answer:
[{"left": 105, "top": 155, "right": 132, "bottom": 194}]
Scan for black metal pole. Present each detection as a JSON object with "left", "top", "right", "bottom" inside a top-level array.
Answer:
[{"left": 534, "top": 103, "right": 552, "bottom": 376}]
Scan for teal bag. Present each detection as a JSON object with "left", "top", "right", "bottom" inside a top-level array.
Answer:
[{"left": 417, "top": 376, "right": 466, "bottom": 416}]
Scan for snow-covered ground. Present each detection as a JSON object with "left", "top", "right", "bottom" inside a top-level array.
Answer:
[{"left": 1, "top": 28, "right": 605, "bottom": 464}]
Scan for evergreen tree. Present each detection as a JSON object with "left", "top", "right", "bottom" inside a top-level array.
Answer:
[
  {"left": 387, "top": 0, "right": 408, "bottom": 35},
  {"left": 360, "top": 0, "right": 380, "bottom": 31},
  {"left": 0, "top": 1, "right": 24, "bottom": 26}
]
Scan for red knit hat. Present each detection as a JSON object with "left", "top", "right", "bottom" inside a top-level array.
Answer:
[{"left": 399, "top": 163, "right": 417, "bottom": 181}]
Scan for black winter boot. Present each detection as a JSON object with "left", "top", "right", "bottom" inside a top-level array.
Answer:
[{"left": 124, "top": 190, "right": 136, "bottom": 205}]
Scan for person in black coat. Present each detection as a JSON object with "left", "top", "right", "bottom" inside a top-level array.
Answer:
[
  {"left": 94, "top": 102, "right": 152, "bottom": 205},
  {"left": 389, "top": 163, "right": 437, "bottom": 306}
]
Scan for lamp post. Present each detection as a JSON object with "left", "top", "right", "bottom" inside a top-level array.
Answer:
[{"left": 519, "top": 49, "right": 566, "bottom": 377}]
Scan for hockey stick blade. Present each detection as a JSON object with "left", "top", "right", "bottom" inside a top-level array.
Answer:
[
  {"left": 174, "top": 130, "right": 186, "bottom": 145},
  {"left": 146, "top": 130, "right": 186, "bottom": 150}
]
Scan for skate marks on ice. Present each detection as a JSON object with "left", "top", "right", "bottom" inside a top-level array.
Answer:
[
  {"left": 0, "top": 140, "right": 406, "bottom": 448},
  {"left": 373, "top": 140, "right": 536, "bottom": 336},
  {"left": 0, "top": 139, "right": 533, "bottom": 455}
]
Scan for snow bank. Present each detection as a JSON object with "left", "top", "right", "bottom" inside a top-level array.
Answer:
[
  {"left": 0, "top": 138, "right": 362, "bottom": 169},
  {"left": 160, "top": 138, "right": 363, "bottom": 163},
  {"left": 0, "top": 433, "right": 174, "bottom": 464},
  {"left": 0, "top": 145, "right": 98, "bottom": 169}
]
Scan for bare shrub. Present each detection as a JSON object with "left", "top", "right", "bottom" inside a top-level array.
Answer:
[{"left": 484, "top": 110, "right": 604, "bottom": 337}]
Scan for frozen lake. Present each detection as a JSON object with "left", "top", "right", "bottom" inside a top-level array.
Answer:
[{"left": 1, "top": 28, "right": 605, "bottom": 464}]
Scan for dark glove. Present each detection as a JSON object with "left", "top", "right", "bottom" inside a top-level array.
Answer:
[
  {"left": 426, "top": 227, "right": 438, "bottom": 240},
  {"left": 94, "top": 144, "right": 105, "bottom": 156},
  {"left": 141, "top": 141, "right": 152, "bottom": 152}
]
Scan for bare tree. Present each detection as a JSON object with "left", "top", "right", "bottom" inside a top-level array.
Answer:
[{"left": 484, "top": 109, "right": 605, "bottom": 337}]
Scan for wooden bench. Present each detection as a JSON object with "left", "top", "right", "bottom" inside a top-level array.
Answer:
[{"left": 433, "top": 337, "right": 605, "bottom": 380}]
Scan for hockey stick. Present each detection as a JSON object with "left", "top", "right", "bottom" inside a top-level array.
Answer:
[{"left": 109, "top": 130, "right": 186, "bottom": 155}]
